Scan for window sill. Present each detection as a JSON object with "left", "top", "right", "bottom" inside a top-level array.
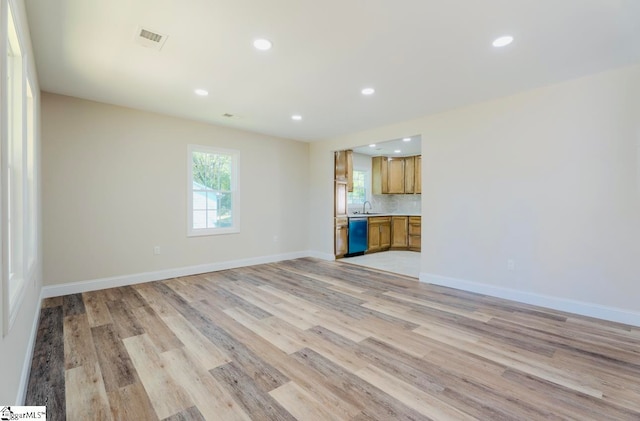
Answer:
[{"left": 187, "top": 227, "right": 240, "bottom": 237}]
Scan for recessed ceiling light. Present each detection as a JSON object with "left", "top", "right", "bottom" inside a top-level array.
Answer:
[
  {"left": 403, "top": 137, "right": 411, "bottom": 142},
  {"left": 194, "top": 89, "right": 208, "bottom": 96},
  {"left": 394, "top": 149, "right": 401, "bottom": 154},
  {"left": 369, "top": 144, "right": 376, "bottom": 148},
  {"left": 253, "top": 38, "right": 272, "bottom": 51},
  {"left": 492, "top": 35, "right": 514, "bottom": 47},
  {"left": 361, "top": 87, "right": 375, "bottom": 96},
  {"left": 291, "top": 114, "right": 302, "bottom": 121}
]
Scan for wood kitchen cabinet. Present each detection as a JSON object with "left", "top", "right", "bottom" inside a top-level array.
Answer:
[
  {"left": 391, "top": 216, "right": 408, "bottom": 248},
  {"left": 387, "top": 158, "right": 405, "bottom": 194},
  {"left": 335, "top": 217, "right": 348, "bottom": 257},
  {"left": 404, "top": 156, "right": 415, "bottom": 194},
  {"left": 414, "top": 155, "right": 422, "bottom": 194},
  {"left": 363, "top": 214, "right": 420, "bottom": 254},
  {"left": 409, "top": 216, "right": 421, "bottom": 251},
  {"left": 335, "top": 181, "right": 347, "bottom": 217},
  {"left": 372, "top": 155, "right": 421, "bottom": 195},
  {"left": 347, "top": 151, "right": 353, "bottom": 192},
  {"left": 334, "top": 150, "right": 353, "bottom": 192},
  {"left": 371, "top": 156, "right": 388, "bottom": 194},
  {"left": 367, "top": 216, "right": 391, "bottom": 253}
]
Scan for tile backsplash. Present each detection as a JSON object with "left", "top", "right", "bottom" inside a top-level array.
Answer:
[{"left": 348, "top": 194, "right": 421, "bottom": 214}]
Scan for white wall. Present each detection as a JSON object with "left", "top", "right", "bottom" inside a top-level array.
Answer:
[
  {"left": 0, "top": 0, "right": 43, "bottom": 404},
  {"left": 351, "top": 151, "right": 372, "bottom": 172},
  {"left": 309, "top": 64, "right": 640, "bottom": 324},
  {"left": 42, "top": 93, "right": 310, "bottom": 285}
]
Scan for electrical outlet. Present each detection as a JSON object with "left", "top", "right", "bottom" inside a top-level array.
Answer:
[
  {"left": 273, "top": 235, "right": 279, "bottom": 243},
  {"left": 154, "top": 246, "right": 161, "bottom": 255},
  {"left": 507, "top": 259, "right": 515, "bottom": 271}
]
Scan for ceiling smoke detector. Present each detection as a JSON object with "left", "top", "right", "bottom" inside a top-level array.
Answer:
[{"left": 135, "top": 26, "right": 168, "bottom": 50}]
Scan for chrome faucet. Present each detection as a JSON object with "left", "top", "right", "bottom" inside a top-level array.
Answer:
[{"left": 362, "top": 201, "right": 372, "bottom": 214}]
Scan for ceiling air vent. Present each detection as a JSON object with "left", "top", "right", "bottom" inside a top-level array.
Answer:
[
  {"left": 135, "top": 26, "right": 168, "bottom": 50},
  {"left": 221, "top": 113, "right": 243, "bottom": 120}
]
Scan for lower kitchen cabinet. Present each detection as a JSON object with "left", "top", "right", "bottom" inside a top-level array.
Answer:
[
  {"left": 409, "top": 216, "right": 421, "bottom": 251},
  {"left": 367, "top": 216, "right": 391, "bottom": 253},
  {"left": 391, "top": 216, "right": 408, "bottom": 248},
  {"left": 339, "top": 214, "right": 418, "bottom": 257},
  {"left": 335, "top": 217, "right": 348, "bottom": 257}
]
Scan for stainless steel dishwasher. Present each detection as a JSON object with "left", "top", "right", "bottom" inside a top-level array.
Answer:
[{"left": 346, "top": 217, "right": 368, "bottom": 257}]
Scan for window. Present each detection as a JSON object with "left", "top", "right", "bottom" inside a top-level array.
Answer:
[
  {"left": 348, "top": 169, "right": 369, "bottom": 204},
  {"left": 187, "top": 145, "right": 240, "bottom": 236},
  {"left": 26, "top": 79, "right": 36, "bottom": 276},
  {"left": 3, "top": 2, "right": 31, "bottom": 334}
]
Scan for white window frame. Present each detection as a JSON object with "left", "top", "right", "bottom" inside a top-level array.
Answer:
[
  {"left": 2, "top": 0, "right": 31, "bottom": 336},
  {"left": 25, "top": 77, "right": 36, "bottom": 282},
  {"left": 348, "top": 168, "right": 371, "bottom": 205},
  {"left": 187, "top": 144, "right": 240, "bottom": 237}
]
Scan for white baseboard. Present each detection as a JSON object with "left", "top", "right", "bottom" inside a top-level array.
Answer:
[
  {"left": 420, "top": 272, "right": 640, "bottom": 327},
  {"left": 305, "top": 250, "right": 336, "bottom": 261},
  {"left": 42, "top": 251, "right": 314, "bottom": 298},
  {"left": 16, "top": 288, "right": 43, "bottom": 405}
]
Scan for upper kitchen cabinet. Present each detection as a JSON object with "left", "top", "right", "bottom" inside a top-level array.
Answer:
[
  {"left": 372, "top": 156, "right": 389, "bottom": 194},
  {"left": 414, "top": 155, "right": 421, "bottom": 194},
  {"left": 387, "top": 158, "right": 405, "bottom": 194},
  {"left": 404, "top": 156, "right": 415, "bottom": 194},
  {"left": 334, "top": 150, "right": 353, "bottom": 192},
  {"left": 372, "top": 155, "right": 421, "bottom": 195}
]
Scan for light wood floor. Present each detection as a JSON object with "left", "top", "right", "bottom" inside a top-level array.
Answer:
[{"left": 26, "top": 258, "right": 640, "bottom": 420}]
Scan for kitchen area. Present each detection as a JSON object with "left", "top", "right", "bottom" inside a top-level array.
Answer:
[{"left": 334, "top": 136, "right": 421, "bottom": 277}]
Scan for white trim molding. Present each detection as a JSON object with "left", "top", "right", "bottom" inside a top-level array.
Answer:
[
  {"left": 42, "top": 251, "right": 315, "bottom": 298},
  {"left": 16, "top": 292, "right": 43, "bottom": 405},
  {"left": 306, "top": 250, "right": 336, "bottom": 261},
  {"left": 420, "top": 272, "right": 640, "bottom": 328}
]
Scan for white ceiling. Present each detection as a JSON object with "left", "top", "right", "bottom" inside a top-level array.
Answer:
[
  {"left": 25, "top": 0, "right": 640, "bottom": 142},
  {"left": 353, "top": 136, "right": 422, "bottom": 157}
]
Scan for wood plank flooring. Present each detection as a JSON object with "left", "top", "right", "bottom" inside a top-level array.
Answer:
[{"left": 25, "top": 258, "right": 640, "bottom": 420}]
